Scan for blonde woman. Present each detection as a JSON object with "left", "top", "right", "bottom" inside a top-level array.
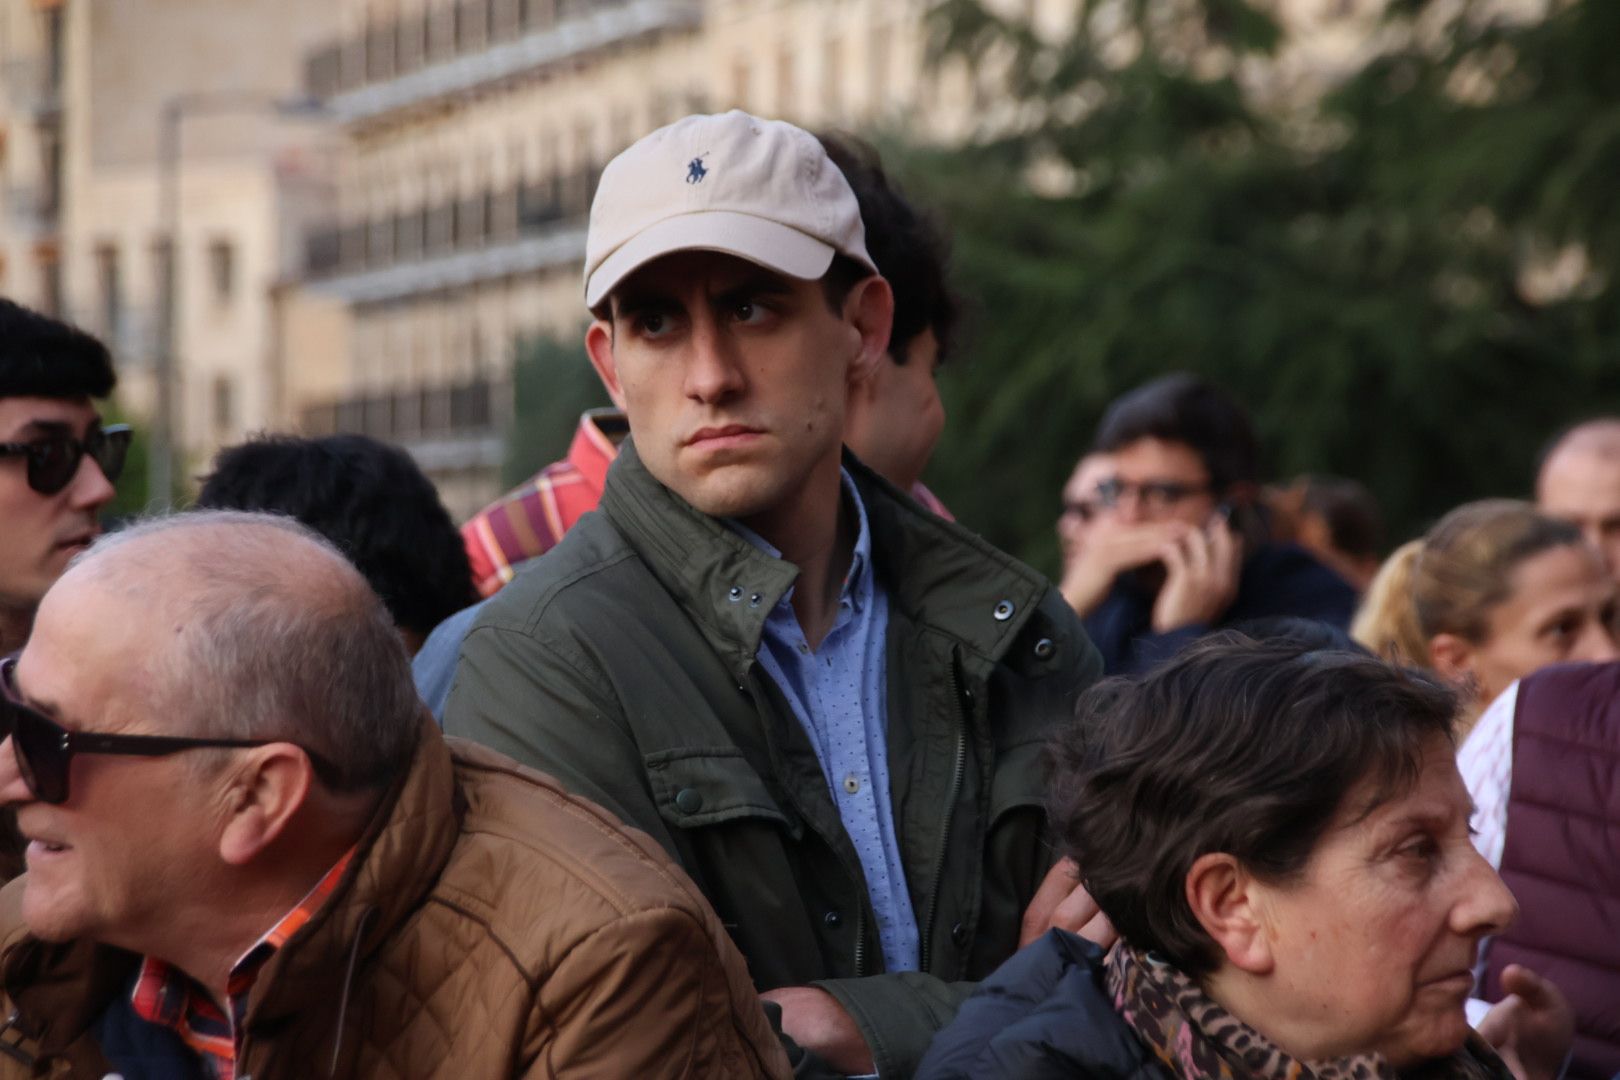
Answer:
[{"left": 1352, "top": 499, "right": 1619, "bottom": 734}]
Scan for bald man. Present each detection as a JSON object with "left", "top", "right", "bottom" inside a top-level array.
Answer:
[
  {"left": 0, "top": 511, "right": 787, "bottom": 1079},
  {"left": 1538, "top": 419, "right": 1620, "bottom": 579}
]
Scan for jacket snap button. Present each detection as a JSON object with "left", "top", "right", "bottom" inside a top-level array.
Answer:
[
  {"left": 823, "top": 909, "right": 843, "bottom": 928},
  {"left": 728, "top": 586, "right": 743, "bottom": 602},
  {"left": 993, "top": 600, "right": 1015, "bottom": 621},
  {"left": 1033, "top": 637, "right": 1055, "bottom": 660},
  {"left": 675, "top": 788, "right": 704, "bottom": 814},
  {"left": 950, "top": 922, "right": 970, "bottom": 948},
  {"left": 749, "top": 592, "right": 763, "bottom": 607}
]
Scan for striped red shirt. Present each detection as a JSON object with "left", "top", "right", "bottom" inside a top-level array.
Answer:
[
  {"left": 129, "top": 847, "right": 356, "bottom": 1080},
  {"left": 462, "top": 409, "right": 625, "bottom": 597}
]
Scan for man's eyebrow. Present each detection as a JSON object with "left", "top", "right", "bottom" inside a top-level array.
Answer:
[
  {"left": 714, "top": 274, "right": 795, "bottom": 303},
  {"left": 4, "top": 420, "right": 75, "bottom": 441},
  {"left": 612, "top": 290, "right": 680, "bottom": 319},
  {"left": 8, "top": 676, "right": 61, "bottom": 721}
]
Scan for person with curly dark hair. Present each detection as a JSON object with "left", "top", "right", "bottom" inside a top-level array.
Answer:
[
  {"left": 194, "top": 433, "right": 478, "bottom": 654},
  {"left": 921, "top": 635, "right": 1571, "bottom": 1080}
]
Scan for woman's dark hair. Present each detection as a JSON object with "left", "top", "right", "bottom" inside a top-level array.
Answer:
[
  {"left": 1047, "top": 632, "right": 1457, "bottom": 977},
  {"left": 1301, "top": 475, "right": 1384, "bottom": 561},
  {"left": 1092, "top": 373, "right": 1260, "bottom": 493},
  {"left": 195, "top": 434, "right": 478, "bottom": 640}
]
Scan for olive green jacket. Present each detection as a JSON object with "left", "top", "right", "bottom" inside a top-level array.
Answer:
[{"left": 445, "top": 443, "right": 1101, "bottom": 1078}]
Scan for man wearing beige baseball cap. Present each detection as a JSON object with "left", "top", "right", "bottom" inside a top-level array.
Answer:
[{"left": 447, "top": 111, "right": 1103, "bottom": 1078}]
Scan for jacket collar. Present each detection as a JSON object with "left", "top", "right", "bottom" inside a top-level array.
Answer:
[
  {"left": 600, "top": 438, "right": 1050, "bottom": 677},
  {"left": 0, "top": 713, "right": 461, "bottom": 1065}
]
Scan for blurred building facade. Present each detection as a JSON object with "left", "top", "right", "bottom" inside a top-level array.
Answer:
[
  {"left": 2, "top": 0, "right": 1500, "bottom": 512},
  {"left": 0, "top": 0, "right": 341, "bottom": 488},
  {"left": 287, "top": 0, "right": 1002, "bottom": 516}
]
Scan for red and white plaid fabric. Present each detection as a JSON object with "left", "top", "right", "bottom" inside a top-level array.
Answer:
[{"left": 130, "top": 847, "right": 355, "bottom": 1080}]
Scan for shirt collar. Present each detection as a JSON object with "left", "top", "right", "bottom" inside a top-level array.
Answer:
[
  {"left": 569, "top": 407, "right": 628, "bottom": 495},
  {"left": 130, "top": 845, "right": 357, "bottom": 1050},
  {"left": 724, "top": 469, "right": 873, "bottom": 612}
]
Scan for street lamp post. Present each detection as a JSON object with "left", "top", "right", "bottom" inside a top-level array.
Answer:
[{"left": 150, "top": 91, "right": 328, "bottom": 508}]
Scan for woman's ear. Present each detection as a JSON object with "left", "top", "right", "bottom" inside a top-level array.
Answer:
[
  {"left": 1427, "top": 633, "right": 1476, "bottom": 690},
  {"left": 1185, "top": 852, "right": 1275, "bottom": 975}
]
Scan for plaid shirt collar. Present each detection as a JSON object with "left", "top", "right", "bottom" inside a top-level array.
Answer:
[{"left": 129, "top": 847, "right": 356, "bottom": 1080}]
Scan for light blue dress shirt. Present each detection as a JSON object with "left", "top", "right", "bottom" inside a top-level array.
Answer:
[{"left": 727, "top": 471, "right": 920, "bottom": 974}]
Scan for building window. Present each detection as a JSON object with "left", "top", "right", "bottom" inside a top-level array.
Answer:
[
  {"left": 823, "top": 36, "right": 843, "bottom": 118},
  {"left": 777, "top": 48, "right": 796, "bottom": 118},
  {"left": 207, "top": 239, "right": 235, "bottom": 305},
  {"left": 869, "top": 24, "right": 890, "bottom": 110},
  {"left": 732, "top": 58, "right": 750, "bottom": 108},
  {"left": 38, "top": 254, "right": 61, "bottom": 318},
  {"left": 213, "top": 374, "right": 234, "bottom": 433},
  {"left": 95, "top": 244, "right": 121, "bottom": 337},
  {"left": 151, "top": 240, "right": 174, "bottom": 335}
]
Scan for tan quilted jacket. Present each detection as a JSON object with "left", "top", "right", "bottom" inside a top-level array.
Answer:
[{"left": 0, "top": 719, "right": 791, "bottom": 1079}]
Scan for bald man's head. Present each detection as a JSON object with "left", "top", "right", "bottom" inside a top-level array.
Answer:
[
  {"left": 50, "top": 511, "right": 422, "bottom": 790},
  {"left": 1538, "top": 419, "right": 1620, "bottom": 579}
]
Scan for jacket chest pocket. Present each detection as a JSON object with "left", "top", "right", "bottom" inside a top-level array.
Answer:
[
  {"left": 989, "top": 740, "right": 1048, "bottom": 829},
  {"left": 645, "top": 747, "right": 798, "bottom": 836}
]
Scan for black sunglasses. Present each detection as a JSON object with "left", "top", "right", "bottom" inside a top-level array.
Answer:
[
  {"left": 0, "top": 655, "right": 338, "bottom": 805},
  {"left": 0, "top": 423, "right": 131, "bottom": 496}
]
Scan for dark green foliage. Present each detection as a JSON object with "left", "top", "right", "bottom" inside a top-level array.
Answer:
[
  {"left": 906, "top": 0, "right": 1620, "bottom": 576},
  {"left": 501, "top": 333, "right": 608, "bottom": 489}
]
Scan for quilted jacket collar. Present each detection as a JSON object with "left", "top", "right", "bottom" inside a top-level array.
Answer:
[{"left": 0, "top": 713, "right": 459, "bottom": 1070}]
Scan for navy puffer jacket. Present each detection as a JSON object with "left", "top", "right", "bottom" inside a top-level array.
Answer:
[{"left": 917, "top": 930, "right": 1170, "bottom": 1080}]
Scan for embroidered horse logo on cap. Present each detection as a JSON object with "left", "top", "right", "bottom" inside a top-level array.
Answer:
[{"left": 686, "top": 154, "right": 709, "bottom": 184}]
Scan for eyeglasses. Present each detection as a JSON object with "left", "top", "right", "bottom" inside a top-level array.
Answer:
[
  {"left": 0, "top": 655, "right": 337, "bottom": 805},
  {"left": 1094, "top": 477, "right": 1214, "bottom": 511},
  {"left": 0, "top": 424, "right": 131, "bottom": 496},
  {"left": 1060, "top": 500, "right": 1099, "bottom": 524}
]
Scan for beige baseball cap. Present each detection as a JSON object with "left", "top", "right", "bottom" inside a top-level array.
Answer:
[{"left": 583, "top": 110, "right": 877, "bottom": 309}]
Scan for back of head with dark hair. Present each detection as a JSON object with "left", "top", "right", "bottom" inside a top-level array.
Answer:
[
  {"left": 0, "top": 298, "right": 116, "bottom": 400},
  {"left": 1046, "top": 632, "right": 1457, "bottom": 977},
  {"left": 817, "top": 131, "right": 960, "bottom": 365},
  {"left": 1092, "top": 373, "right": 1260, "bottom": 493},
  {"left": 1302, "top": 475, "right": 1384, "bottom": 560},
  {"left": 194, "top": 434, "right": 478, "bottom": 640}
]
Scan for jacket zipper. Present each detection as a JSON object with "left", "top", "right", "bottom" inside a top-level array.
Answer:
[
  {"left": 853, "top": 904, "right": 867, "bottom": 977},
  {"left": 919, "top": 659, "right": 970, "bottom": 972}
]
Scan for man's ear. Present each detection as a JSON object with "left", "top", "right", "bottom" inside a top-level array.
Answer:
[
  {"left": 842, "top": 275, "right": 894, "bottom": 388},
  {"left": 1427, "top": 632, "right": 1476, "bottom": 689},
  {"left": 585, "top": 319, "right": 626, "bottom": 410},
  {"left": 1185, "top": 852, "right": 1275, "bottom": 975},
  {"left": 217, "top": 744, "right": 315, "bottom": 867}
]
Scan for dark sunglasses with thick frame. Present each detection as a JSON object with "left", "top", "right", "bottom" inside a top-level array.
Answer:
[
  {"left": 0, "top": 423, "right": 132, "bottom": 497},
  {"left": 0, "top": 655, "right": 340, "bottom": 805}
]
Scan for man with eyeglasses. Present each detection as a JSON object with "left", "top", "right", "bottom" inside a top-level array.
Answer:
[
  {"left": 1063, "top": 373, "right": 1358, "bottom": 674},
  {"left": 0, "top": 300, "right": 128, "bottom": 659},
  {"left": 0, "top": 511, "right": 789, "bottom": 1079}
]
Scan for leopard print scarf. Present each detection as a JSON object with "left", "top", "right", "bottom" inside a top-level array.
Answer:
[{"left": 1104, "top": 943, "right": 1512, "bottom": 1080}]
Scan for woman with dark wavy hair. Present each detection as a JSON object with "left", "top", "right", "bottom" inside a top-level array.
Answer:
[{"left": 919, "top": 634, "right": 1544, "bottom": 1080}]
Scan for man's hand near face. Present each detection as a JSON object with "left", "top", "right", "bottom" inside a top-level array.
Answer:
[
  {"left": 1151, "top": 515, "right": 1243, "bottom": 633},
  {"left": 1060, "top": 518, "right": 1192, "bottom": 618}
]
